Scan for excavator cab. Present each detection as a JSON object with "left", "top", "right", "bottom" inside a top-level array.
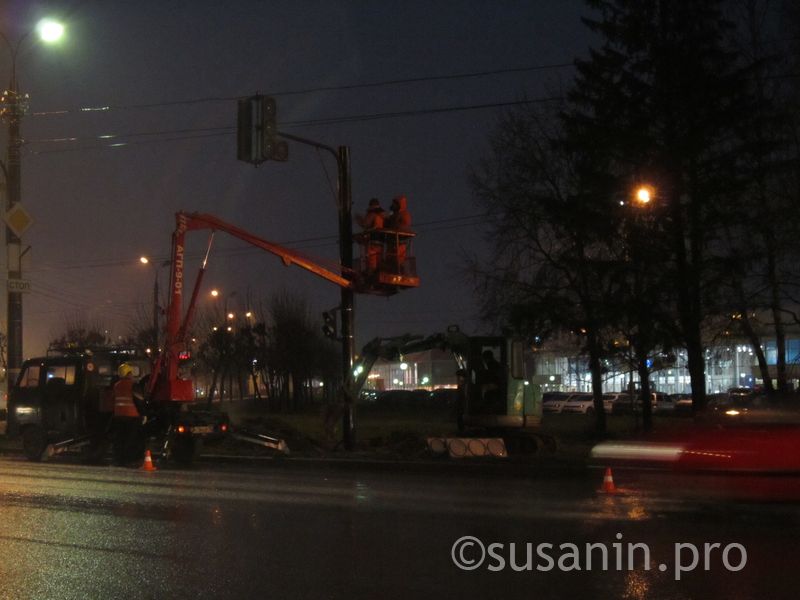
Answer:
[
  {"left": 354, "top": 229, "right": 420, "bottom": 295},
  {"left": 460, "top": 336, "right": 542, "bottom": 430}
]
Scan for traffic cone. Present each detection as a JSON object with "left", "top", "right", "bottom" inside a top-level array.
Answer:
[
  {"left": 600, "top": 467, "right": 617, "bottom": 494},
  {"left": 141, "top": 450, "right": 157, "bottom": 472}
]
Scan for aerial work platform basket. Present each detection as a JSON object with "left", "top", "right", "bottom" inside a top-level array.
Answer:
[{"left": 354, "top": 229, "right": 419, "bottom": 295}]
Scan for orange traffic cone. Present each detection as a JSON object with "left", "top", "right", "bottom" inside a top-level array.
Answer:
[
  {"left": 141, "top": 450, "right": 157, "bottom": 472},
  {"left": 600, "top": 467, "right": 617, "bottom": 494}
]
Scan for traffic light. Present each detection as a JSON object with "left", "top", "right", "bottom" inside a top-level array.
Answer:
[
  {"left": 236, "top": 95, "right": 289, "bottom": 164},
  {"left": 322, "top": 310, "right": 337, "bottom": 339},
  {"left": 260, "top": 96, "right": 289, "bottom": 162}
]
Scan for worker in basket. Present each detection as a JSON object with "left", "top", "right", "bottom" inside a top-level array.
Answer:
[
  {"left": 355, "top": 198, "right": 386, "bottom": 272},
  {"left": 383, "top": 194, "right": 412, "bottom": 272}
]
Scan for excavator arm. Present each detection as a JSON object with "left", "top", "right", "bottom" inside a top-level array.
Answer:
[{"left": 342, "top": 327, "right": 471, "bottom": 406}]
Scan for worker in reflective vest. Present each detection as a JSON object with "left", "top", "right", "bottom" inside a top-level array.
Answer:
[
  {"left": 111, "top": 362, "right": 145, "bottom": 466},
  {"left": 113, "top": 363, "right": 140, "bottom": 418}
]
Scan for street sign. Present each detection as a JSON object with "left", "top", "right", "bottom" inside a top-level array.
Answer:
[
  {"left": 4, "top": 204, "right": 33, "bottom": 237},
  {"left": 7, "top": 279, "right": 31, "bottom": 293}
]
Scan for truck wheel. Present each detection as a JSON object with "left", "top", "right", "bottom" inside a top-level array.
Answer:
[
  {"left": 22, "top": 426, "right": 47, "bottom": 462},
  {"left": 171, "top": 437, "right": 196, "bottom": 465},
  {"left": 85, "top": 437, "right": 109, "bottom": 465},
  {"left": 112, "top": 423, "right": 146, "bottom": 466}
]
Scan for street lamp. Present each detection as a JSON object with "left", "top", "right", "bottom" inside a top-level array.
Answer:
[
  {"left": 139, "top": 256, "right": 170, "bottom": 351},
  {"left": 627, "top": 182, "right": 658, "bottom": 430},
  {"left": 210, "top": 289, "right": 237, "bottom": 323},
  {"left": 634, "top": 184, "right": 655, "bottom": 206},
  {"left": 0, "top": 18, "right": 65, "bottom": 383}
]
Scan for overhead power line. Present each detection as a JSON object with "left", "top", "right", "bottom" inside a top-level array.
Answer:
[
  {"left": 31, "top": 62, "right": 576, "bottom": 117},
  {"left": 28, "top": 96, "right": 563, "bottom": 155}
]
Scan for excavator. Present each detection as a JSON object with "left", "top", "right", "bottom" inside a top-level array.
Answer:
[
  {"left": 7, "top": 211, "right": 419, "bottom": 464},
  {"left": 342, "top": 326, "right": 552, "bottom": 452}
]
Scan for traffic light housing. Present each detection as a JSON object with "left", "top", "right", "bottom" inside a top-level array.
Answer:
[
  {"left": 237, "top": 95, "right": 289, "bottom": 164},
  {"left": 322, "top": 310, "right": 337, "bottom": 339}
]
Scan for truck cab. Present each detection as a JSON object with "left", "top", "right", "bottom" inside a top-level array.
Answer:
[{"left": 7, "top": 353, "right": 137, "bottom": 461}]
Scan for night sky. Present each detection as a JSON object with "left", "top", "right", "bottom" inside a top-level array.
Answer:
[{"left": 3, "top": 0, "right": 591, "bottom": 357}]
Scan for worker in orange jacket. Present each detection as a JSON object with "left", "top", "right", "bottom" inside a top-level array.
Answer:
[
  {"left": 384, "top": 195, "right": 412, "bottom": 272},
  {"left": 113, "top": 363, "right": 140, "bottom": 418},
  {"left": 111, "top": 363, "right": 144, "bottom": 465},
  {"left": 355, "top": 198, "right": 386, "bottom": 272}
]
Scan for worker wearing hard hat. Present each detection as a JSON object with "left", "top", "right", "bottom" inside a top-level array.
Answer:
[
  {"left": 113, "top": 363, "right": 140, "bottom": 418},
  {"left": 111, "top": 362, "right": 146, "bottom": 466},
  {"left": 355, "top": 198, "right": 386, "bottom": 272}
]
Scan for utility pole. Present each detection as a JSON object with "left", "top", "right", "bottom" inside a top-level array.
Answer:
[
  {"left": 337, "top": 146, "right": 356, "bottom": 449},
  {"left": 0, "top": 19, "right": 67, "bottom": 384},
  {"left": 236, "top": 96, "right": 357, "bottom": 448},
  {"left": 3, "top": 81, "right": 24, "bottom": 383},
  {"left": 278, "top": 134, "right": 356, "bottom": 449}
]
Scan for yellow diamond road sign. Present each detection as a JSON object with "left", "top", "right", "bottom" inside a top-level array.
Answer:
[{"left": 4, "top": 204, "right": 33, "bottom": 237}]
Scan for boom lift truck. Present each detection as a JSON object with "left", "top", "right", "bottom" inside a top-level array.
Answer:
[{"left": 7, "top": 212, "right": 419, "bottom": 464}]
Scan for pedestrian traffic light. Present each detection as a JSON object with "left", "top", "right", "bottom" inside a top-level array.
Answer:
[
  {"left": 236, "top": 95, "right": 288, "bottom": 164},
  {"left": 322, "top": 310, "right": 337, "bottom": 339}
]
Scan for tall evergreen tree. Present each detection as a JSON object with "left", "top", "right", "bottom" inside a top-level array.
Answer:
[{"left": 562, "top": 0, "right": 755, "bottom": 410}]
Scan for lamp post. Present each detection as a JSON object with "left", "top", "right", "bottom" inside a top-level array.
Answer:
[
  {"left": 139, "top": 256, "right": 170, "bottom": 351},
  {"left": 629, "top": 183, "right": 657, "bottom": 431},
  {"left": 0, "top": 19, "right": 64, "bottom": 383}
]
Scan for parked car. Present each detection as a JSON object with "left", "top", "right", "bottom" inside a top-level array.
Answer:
[
  {"left": 603, "top": 392, "right": 630, "bottom": 415},
  {"left": 728, "top": 387, "right": 755, "bottom": 402},
  {"left": 704, "top": 390, "right": 768, "bottom": 422},
  {"left": 672, "top": 393, "right": 693, "bottom": 415},
  {"left": 706, "top": 392, "right": 729, "bottom": 410},
  {"left": 542, "top": 391, "right": 570, "bottom": 414},
  {"left": 562, "top": 393, "right": 595, "bottom": 414},
  {"left": 611, "top": 392, "right": 657, "bottom": 415},
  {"left": 654, "top": 393, "right": 675, "bottom": 413}
]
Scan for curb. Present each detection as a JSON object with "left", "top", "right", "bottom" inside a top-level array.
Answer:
[
  {"left": 195, "top": 452, "right": 590, "bottom": 477},
  {"left": 0, "top": 440, "right": 590, "bottom": 476}
]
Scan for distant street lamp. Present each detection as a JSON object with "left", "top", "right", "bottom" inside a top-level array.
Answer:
[
  {"left": 210, "top": 289, "right": 237, "bottom": 323},
  {"left": 0, "top": 18, "right": 65, "bottom": 383},
  {"left": 139, "top": 256, "right": 170, "bottom": 351},
  {"left": 634, "top": 184, "right": 654, "bottom": 205}
]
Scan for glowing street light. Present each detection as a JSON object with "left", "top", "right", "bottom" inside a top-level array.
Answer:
[
  {"left": 634, "top": 185, "right": 654, "bottom": 205},
  {"left": 36, "top": 19, "right": 65, "bottom": 43}
]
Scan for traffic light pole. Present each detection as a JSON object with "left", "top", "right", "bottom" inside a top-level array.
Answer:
[
  {"left": 275, "top": 132, "right": 356, "bottom": 449},
  {"left": 337, "top": 146, "right": 356, "bottom": 450}
]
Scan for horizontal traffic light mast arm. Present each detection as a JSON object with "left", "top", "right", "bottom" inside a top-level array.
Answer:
[{"left": 276, "top": 131, "right": 339, "bottom": 164}]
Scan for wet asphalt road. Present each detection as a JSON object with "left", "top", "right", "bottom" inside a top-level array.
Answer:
[{"left": 0, "top": 456, "right": 796, "bottom": 600}]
